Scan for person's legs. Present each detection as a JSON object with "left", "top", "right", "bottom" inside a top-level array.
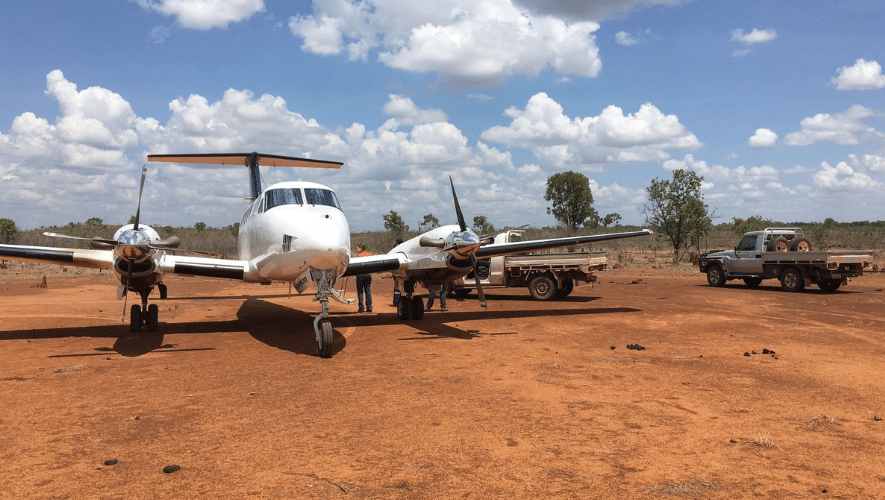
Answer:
[
  {"left": 440, "top": 291, "right": 447, "bottom": 310},
  {"left": 426, "top": 289, "right": 436, "bottom": 309},
  {"left": 365, "top": 277, "right": 372, "bottom": 312},
  {"left": 356, "top": 276, "right": 366, "bottom": 311}
]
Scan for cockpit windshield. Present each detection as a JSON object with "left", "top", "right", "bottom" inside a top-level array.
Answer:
[
  {"left": 265, "top": 188, "right": 303, "bottom": 211},
  {"left": 304, "top": 188, "right": 341, "bottom": 209}
]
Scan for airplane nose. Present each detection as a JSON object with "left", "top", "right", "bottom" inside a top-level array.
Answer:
[{"left": 296, "top": 216, "right": 350, "bottom": 271}]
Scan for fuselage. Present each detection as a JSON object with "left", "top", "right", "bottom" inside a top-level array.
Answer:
[{"left": 238, "top": 181, "right": 351, "bottom": 282}]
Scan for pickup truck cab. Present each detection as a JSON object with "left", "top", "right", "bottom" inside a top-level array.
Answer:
[
  {"left": 451, "top": 229, "right": 607, "bottom": 300},
  {"left": 699, "top": 227, "right": 873, "bottom": 292}
]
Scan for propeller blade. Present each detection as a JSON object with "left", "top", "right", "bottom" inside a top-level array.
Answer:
[
  {"left": 419, "top": 236, "right": 446, "bottom": 248},
  {"left": 470, "top": 255, "right": 488, "bottom": 310},
  {"left": 121, "top": 258, "right": 134, "bottom": 326},
  {"left": 152, "top": 235, "right": 181, "bottom": 249},
  {"left": 133, "top": 165, "right": 147, "bottom": 231},
  {"left": 449, "top": 176, "right": 467, "bottom": 232}
]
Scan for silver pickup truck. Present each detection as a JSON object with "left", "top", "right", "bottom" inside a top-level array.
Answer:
[
  {"left": 698, "top": 227, "right": 873, "bottom": 292},
  {"left": 451, "top": 229, "right": 607, "bottom": 300}
]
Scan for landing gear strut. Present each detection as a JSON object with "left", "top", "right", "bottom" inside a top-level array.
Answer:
[{"left": 311, "top": 268, "right": 339, "bottom": 358}]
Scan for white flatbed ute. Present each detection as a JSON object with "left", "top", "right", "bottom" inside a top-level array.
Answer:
[{"left": 451, "top": 230, "right": 607, "bottom": 300}]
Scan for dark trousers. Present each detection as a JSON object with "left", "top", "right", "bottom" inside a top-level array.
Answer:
[{"left": 356, "top": 275, "right": 372, "bottom": 311}]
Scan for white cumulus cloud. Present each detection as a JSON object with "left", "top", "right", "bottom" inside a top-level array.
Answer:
[
  {"left": 481, "top": 92, "right": 701, "bottom": 169},
  {"left": 784, "top": 105, "right": 882, "bottom": 146},
  {"left": 135, "top": 0, "right": 265, "bottom": 30},
  {"left": 289, "top": 0, "right": 602, "bottom": 87},
  {"left": 748, "top": 128, "right": 778, "bottom": 148},
  {"left": 813, "top": 161, "right": 881, "bottom": 190},
  {"left": 831, "top": 59, "right": 885, "bottom": 90}
]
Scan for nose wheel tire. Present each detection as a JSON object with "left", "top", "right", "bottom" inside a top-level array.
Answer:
[
  {"left": 130, "top": 305, "right": 142, "bottom": 332},
  {"left": 317, "top": 319, "right": 334, "bottom": 358}
]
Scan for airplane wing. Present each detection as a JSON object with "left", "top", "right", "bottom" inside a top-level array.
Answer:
[
  {"left": 158, "top": 254, "right": 251, "bottom": 280},
  {"left": 342, "top": 254, "right": 401, "bottom": 277},
  {"left": 0, "top": 243, "right": 114, "bottom": 270},
  {"left": 474, "top": 229, "right": 653, "bottom": 259}
]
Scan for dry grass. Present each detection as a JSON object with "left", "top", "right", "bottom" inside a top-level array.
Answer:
[
  {"left": 746, "top": 432, "right": 775, "bottom": 449},
  {"left": 801, "top": 414, "right": 835, "bottom": 431},
  {"left": 53, "top": 365, "right": 87, "bottom": 374},
  {"left": 649, "top": 478, "right": 722, "bottom": 498}
]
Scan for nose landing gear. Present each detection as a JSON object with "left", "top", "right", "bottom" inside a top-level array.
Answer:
[{"left": 128, "top": 287, "right": 159, "bottom": 332}]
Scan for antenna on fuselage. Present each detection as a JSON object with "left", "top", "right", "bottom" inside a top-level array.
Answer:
[{"left": 147, "top": 152, "right": 344, "bottom": 200}]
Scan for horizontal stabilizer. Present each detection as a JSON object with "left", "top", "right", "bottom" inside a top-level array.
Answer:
[{"left": 147, "top": 153, "right": 342, "bottom": 169}]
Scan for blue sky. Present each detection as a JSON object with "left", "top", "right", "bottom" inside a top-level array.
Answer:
[{"left": 1, "top": 0, "right": 883, "bottom": 232}]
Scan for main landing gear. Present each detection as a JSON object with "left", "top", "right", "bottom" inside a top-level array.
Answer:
[{"left": 396, "top": 279, "right": 425, "bottom": 321}]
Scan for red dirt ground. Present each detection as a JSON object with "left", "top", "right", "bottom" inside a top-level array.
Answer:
[{"left": 1, "top": 261, "right": 884, "bottom": 499}]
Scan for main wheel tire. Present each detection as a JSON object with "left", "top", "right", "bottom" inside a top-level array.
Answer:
[
  {"left": 318, "top": 320, "right": 334, "bottom": 358},
  {"left": 769, "top": 236, "right": 790, "bottom": 252},
  {"left": 130, "top": 304, "right": 142, "bottom": 332},
  {"left": 554, "top": 279, "right": 574, "bottom": 298},
  {"left": 529, "top": 274, "right": 557, "bottom": 300},
  {"left": 146, "top": 304, "right": 159, "bottom": 331},
  {"left": 780, "top": 267, "right": 805, "bottom": 292},
  {"left": 706, "top": 265, "right": 726, "bottom": 287},
  {"left": 411, "top": 297, "right": 425, "bottom": 320},
  {"left": 743, "top": 277, "right": 763, "bottom": 288},
  {"left": 397, "top": 298, "right": 412, "bottom": 320},
  {"left": 791, "top": 237, "right": 812, "bottom": 252},
  {"left": 817, "top": 279, "right": 842, "bottom": 292}
]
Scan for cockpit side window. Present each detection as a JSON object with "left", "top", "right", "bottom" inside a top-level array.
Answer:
[
  {"left": 265, "top": 188, "right": 303, "bottom": 211},
  {"left": 304, "top": 188, "right": 341, "bottom": 210}
]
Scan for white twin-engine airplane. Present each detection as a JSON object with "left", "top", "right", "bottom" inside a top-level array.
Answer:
[{"left": 0, "top": 152, "right": 652, "bottom": 358}]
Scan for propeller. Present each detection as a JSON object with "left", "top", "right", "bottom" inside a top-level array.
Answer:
[
  {"left": 121, "top": 164, "right": 149, "bottom": 325},
  {"left": 449, "top": 177, "right": 487, "bottom": 310}
]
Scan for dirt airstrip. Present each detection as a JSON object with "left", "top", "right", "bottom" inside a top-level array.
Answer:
[{"left": 1, "top": 261, "right": 884, "bottom": 499}]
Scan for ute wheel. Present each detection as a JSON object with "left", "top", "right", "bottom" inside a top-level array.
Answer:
[
  {"left": 146, "top": 304, "right": 159, "bottom": 331},
  {"left": 769, "top": 236, "right": 790, "bottom": 252},
  {"left": 130, "top": 304, "right": 142, "bottom": 332},
  {"left": 554, "top": 279, "right": 574, "bottom": 298},
  {"left": 453, "top": 288, "right": 471, "bottom": 298},
  {"left": 397, "top": 298, "right": 412, "bottom": 320},
  {"left": 411, "top": 297, "right": 425, "bottom": 320},
  {"left": 743, "top": 277, "right": 763, "bottom": 288},
  {"left": 529, "top": 274, "right": 557, "bottom": 300},
  {"left": 317, "top": 320, "right": 334, "bottom": 358},
  {"left": 791, "top": 237, "right": 812, "bottom": 252},
  {"left": 817, "top": 279, "right": 842, "bottom": 292},
  {"left": 706, "top": 265, "right": 726, "bottom": 287},
  {"left": 780, "top": 267, "right": 805, "bottom": 292}
]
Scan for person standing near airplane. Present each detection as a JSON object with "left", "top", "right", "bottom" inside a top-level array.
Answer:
[
  {"left": 426, "top": 283, "right": 449, "bottom": 311},
  {"left": 391, "top": 238, "right": 403, "bottom": 307},
  {"left": 355, "top": 244, "right": 373, "bottom": 312}
]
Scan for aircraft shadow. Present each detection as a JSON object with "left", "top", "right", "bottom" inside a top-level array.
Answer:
[
  {"left": 1, "top": 298, "right": 345, "bottom": 358},
  {"left": 339, "top": 305, "right": 641, "bottom": 341},
  {"left": 450, "top": 293, "right": 601, "bottom": 303}
]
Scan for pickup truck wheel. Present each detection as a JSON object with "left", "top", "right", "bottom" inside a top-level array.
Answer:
[
  {"left": 529, "top": 275, "right": 557, "bottom": 300},
  {"left": 453, "top": 288, "right": 471, "bottom": 298},
  {"left": 817, "top": 279, "right": 842, "bottom": 292},
  {"left": 780, "top": 268, "right": 805, "bottom": 292},
  {"left": 742, "top": 277, "right": 762, "bottom": 288},
  {"left": 706, "top": 265, "right": 726, "bottom": 287},
  {"left": 791, "top": 237, "right": 812, "bottom": 252},
  {"left": 554, "top": 279, "right": 574, "bottom": 298},
  {"left": 769, "top": 236, "right": 790, "bottom": 252}
]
